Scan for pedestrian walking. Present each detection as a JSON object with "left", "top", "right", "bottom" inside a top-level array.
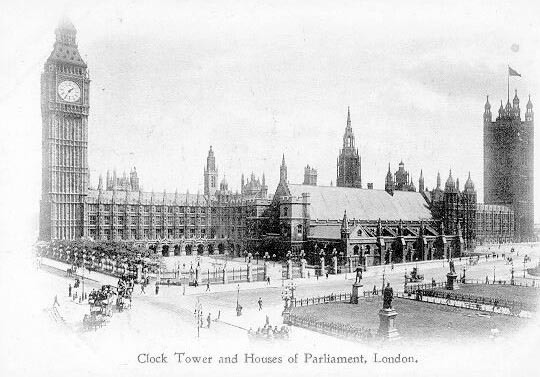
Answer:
[
  {"left": 183, "top": 285, "right": 186, "bottom": 296},
  {"left": 326, "top": 272, "right": 329, "bottom": 279},
  {"left": 155, "top": 283, "right": 160, "bottom": 295},
  {"left": 266, "top": 276, "right": 271, "bottom": 285},
  {"left": 258, "top": 297, "right": 263, "bottom": 311},
  {"left": 167, "top": 279, "right": 171, "bottom": 287},
  {"left": 68, "top": 284, "right": 72, "bottom": 297},
  {"left": 206, "top": 282, "right": 210, "bottom": 292},
  {"left": 140, "top": 282, "right": 146, "bottom": 294},
  {"left": 207, "top": 313, "right": 211, "bottom": 328},
  {"left": 391, "top": 263, "right": 394, "bottom": 271},
  {"left": 53, "top": 295, "right": 60, "bottom": 307}
]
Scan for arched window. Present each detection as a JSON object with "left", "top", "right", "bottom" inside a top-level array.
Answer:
[
  {"left": 283, "top": 207, "right": 288, "bottom": 217},
  {"left": 297, "top": 224, "right": 302, "bottom": 235}
]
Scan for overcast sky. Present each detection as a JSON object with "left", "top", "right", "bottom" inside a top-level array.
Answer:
[{"left": 1, "top": 0, "right": 539, "bottom": 248}]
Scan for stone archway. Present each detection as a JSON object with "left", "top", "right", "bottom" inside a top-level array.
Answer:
[
  {"left": 218, "top": 243, "right": 225, "bottom": 254},
  {"left": 353, "top": 245, "right": 360, "bottom": 255},
  {"left": 185, "top": 244, "right": 193, "bottom": 255},
  {"left": 208, "top": 244, "right": 214, "bottom": 255},
  {"left": 197, "top": 244, "right": 204, "bottom": 255},
  {"left": 174, "top": 245, "right": 181, "bottom": 256}
]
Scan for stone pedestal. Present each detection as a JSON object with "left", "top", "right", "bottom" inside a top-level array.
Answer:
[
  {"left": 320, "top": 257, "right": 325, "bottom": 277},
  {"left": 286, "top": 260, "right": 293, "bottom": 279},
  {"left": 222, "top": 268, "right": 228, "bottom": 284},
  {"left": 247, "top": 263, "right": 253, "bottom": 282},
  {"left": 264, "top": 261, "right": 270, "bottom": 280},
  {"left": 332, "top": 256, "right": 338, "bottom": 274},
  {"left": 446, "top": 272, "right": 459, "bottom": 290},
  {"left": 377, "top": 309, "right": 400, "bottom": 340},
  {"left": 350, "top": 283, "right": 364, "bottom": 304},
  {"left": 300, "top": 259, "right": 307, "bottom": 278}
]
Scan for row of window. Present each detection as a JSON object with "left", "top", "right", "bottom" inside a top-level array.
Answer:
[
  {"left": 87, "top": 204, "right": 209, "bottom": 214},
  {"left": 89, "top": 215, "right": 208, "bottom": 226}
]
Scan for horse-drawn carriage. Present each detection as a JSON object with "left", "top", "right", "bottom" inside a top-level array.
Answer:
[
  {"left": 83, "top": 285, "right": 116, "bottom": 330},
  {"left": 405, "top": 267, "right": 424, "bottom": 283},
  {"left": 115, "top": 276, "right": 134, "bottom": 312}
]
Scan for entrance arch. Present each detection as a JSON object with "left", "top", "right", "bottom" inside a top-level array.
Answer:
[
  {"left": 185, "top": 244, "right": 193, "bottom": 255},
  {"left": 208, "top": 244, "right": 214, "bottom": 255},
  {"left": 218, "top": 243, "right": 225, "bottom": 254},
  {"left": 197, "top": 244, "right": 204, "bottom": 255}
]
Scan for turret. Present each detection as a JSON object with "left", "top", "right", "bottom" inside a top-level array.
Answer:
[
  {"left": 464, "top": 172, "right": 475, "bottom": 193},
  {"left": 513, "top": 89, "right": 520, "bottom": 118},
  {"left": 341, "top": 210, "right": 350, "bottom": 237},
  {"left": 385, "top": 163, "right": 394, "bottom": 195},
  {"left": 484, "top": 95, "right": 492, "bottom": 123},
  {"left": 525, "top": 95, "right": 534, "bottom": 122},
  {"left": 445, "top": 170, "right": 456, "bottom": 192},
  {"left": 436, "top": 171, "right": 441, "bottom": 190},
  {"left": 419, "top": 169, "right": 425, "bottom": 192}
]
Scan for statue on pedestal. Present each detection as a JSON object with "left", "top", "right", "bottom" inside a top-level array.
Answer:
[
  {"left": 383, "top": 283, "right": 393, "bottom": 309},
  {"left": 449, "top": 259, "right": 456, "bottom": 274}
]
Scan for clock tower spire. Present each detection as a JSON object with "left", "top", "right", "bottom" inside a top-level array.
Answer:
[{"left": 39, "top": 19, "right": 90, "bottom": 240}]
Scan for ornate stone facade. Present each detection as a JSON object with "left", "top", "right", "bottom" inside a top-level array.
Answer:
[{"left": 484, "top": 92, "right": 534, "bottom": 241}]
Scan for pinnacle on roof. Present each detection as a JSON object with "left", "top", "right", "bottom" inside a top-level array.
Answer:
[
  {"left": 527, "top": 95, "right": 533, "bottom": 109},
  {"left": 464, "top": 171, "right": 475, "bottom": 192},
  {"left": 346, "top": 106, "right": 351, "bottom": 127},
  {"left": 513, "top": 89, "right": 519, "bottom": 102},
  {"left": 57, "top": 16, "right": 76, "bottom": 32},
  {"left": 485, "top": 95, "right": 491, "bottom": 110},
  {"left": 445, "top": 170, "right": 456, "bottom": 192}
]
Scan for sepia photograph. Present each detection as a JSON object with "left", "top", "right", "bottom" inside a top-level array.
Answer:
[{"left": 1, "top": 1, "right": 540, "bottom": 376}]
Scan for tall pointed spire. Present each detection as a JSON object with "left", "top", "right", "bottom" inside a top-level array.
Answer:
[
  {"left": 280, "top": 153, "right": 287, "bottom": 183},
  {"left": 346, "top": 106, "right": 351, "bottom": 127}
]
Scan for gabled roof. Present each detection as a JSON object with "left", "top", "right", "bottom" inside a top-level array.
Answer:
[{"left": 285, "top": 184, "right": 432, "bottom": 222}]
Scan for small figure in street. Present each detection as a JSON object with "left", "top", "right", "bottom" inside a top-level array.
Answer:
[
  {"left": 206, "top": 282, "right": 211, "bottom": 292},
  {"left": 155, "top": 283, "right": 160, "bottom": 295},
  {"left": 183, "top": 285, "right": 186, "bottom": 296},
  {"left": 265, "top": 314, "right": 270, "bottom": 326},
  {"left": 372, "top": 285, "right": 377, "bottom": 295},
  {"left": 167, "top": 279, "right": 171, "bottom": 287},
  {"left": 207, "top": 313, "right": 211, "bottom": 328},
  {"left": 485, "top": 276, "right": 489, "bottom": 284},
  {"left": 68, "top": 284, "right": 72, "bottom": 297},
  {"left": 391, "top": 262, "right": 394, "bottom": 271},
  {"left": 326, "top": 272, "right": 329, "bottom": 279},
  {"left": 140, "top": 282, "right": 146, "bottom": 294},
  {"left": 53, "top": 295, "right": 60, "bottom": 307},
  {"left": 266, "top": 276, "right": 271, "bottom": 285},
  {"left": 308, "top": 271, "right": 311, "bottom": 279},
  {"left": 258, "top": 297, "right": 263, "bottom": 311}
]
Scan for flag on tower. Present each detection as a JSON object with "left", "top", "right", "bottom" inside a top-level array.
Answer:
[{"left": 508, "top": 66, "right": 521, "bottom": 77}]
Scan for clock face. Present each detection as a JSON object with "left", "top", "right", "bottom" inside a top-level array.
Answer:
[{"left": 58, "top": 80, "right": 81, "bottom": 102}]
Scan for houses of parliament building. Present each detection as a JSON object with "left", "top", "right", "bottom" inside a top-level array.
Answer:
[{"left": 39, "top": 20, "right": 533, "bottom": 260}]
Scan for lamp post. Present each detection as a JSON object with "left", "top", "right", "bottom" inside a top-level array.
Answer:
[
  {"left": 381, "top": 267, "right": 386, "bottom": 293},
  {"left": 493, "top": 265, "right": 496, "bottom": 283},
  {"left": 523, "top": 257, "right": 527, "bottom": 278},
  {"left": 255, "top": 252, "right": 260, "bottom": 265},
  {"left": 272, "top": 254, "right": 276, "bottom": 267},
  {"left": 236, "top": 283, "right": 242, "bottom": 316},
  {"left": 194, "top": 300, "right": 202, "bottom": 338}
]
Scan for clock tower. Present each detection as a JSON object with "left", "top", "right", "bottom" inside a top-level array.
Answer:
[{"left": 39, "top": 18, "right": 90, "bottom": 240}]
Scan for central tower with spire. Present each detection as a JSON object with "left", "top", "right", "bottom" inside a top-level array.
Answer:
[{"left": 336, "top": 107, "right": 362, "bottom": 188}]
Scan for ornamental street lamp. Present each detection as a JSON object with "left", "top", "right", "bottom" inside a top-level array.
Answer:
[
  {"left": 493, "top": 265, "right": 496, "bottom": 283},
  {"left": 194, "top": 300, "right": 202, "bottom": 338},
  {"left": 236, "top": 284, "right": 242, "bottom": 316},
  {"left": 255, "top": 252, "right": 260, "bottom": 265}
]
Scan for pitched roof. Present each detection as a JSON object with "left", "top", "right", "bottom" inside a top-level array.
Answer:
[{"left": 286, "top": 184, "right": 432, "bottom": 222}]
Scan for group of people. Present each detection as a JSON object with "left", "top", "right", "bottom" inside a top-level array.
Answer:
[{"left": 248, "top": 324, "right": 290, "bottom": 340}]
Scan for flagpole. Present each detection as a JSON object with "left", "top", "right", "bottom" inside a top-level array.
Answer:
[{"left": 507, "top": 65, "right": 510, "bottom": 103}]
